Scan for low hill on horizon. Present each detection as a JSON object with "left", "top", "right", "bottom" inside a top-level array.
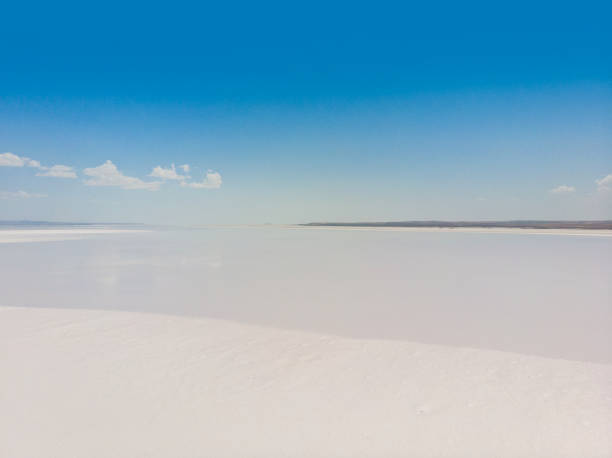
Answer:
[{"left": 302, "top": 220, "right": 612, "bottom": 230}]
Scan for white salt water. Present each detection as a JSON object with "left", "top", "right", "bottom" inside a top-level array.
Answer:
[{"left": 1, "top": 225, "right": 610, "bottom": 363}]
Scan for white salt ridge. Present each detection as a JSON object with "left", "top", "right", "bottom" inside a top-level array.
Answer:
[
  {"left": 0, "top": 229, "right": 150, "bottom": 243},
  {"left": 1, "top": 306, "right": 611, "bottom": 458}
]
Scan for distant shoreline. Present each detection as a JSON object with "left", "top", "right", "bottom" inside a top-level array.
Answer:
[{"left": 302, "top": 220, "right": 612, "bottom": 230}]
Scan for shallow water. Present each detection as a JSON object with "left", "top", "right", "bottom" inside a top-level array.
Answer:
[{"left": 1, "top": 226, "right": 611, "bottom": 363}]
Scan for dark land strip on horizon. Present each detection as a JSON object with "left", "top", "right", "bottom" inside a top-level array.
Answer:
[{"left": 302, "top": 221, "right": 612, "bottom": 230}]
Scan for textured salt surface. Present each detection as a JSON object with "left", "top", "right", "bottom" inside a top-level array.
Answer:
[{"left": 1, "top": 306, "right": 611, "bottom": 458}]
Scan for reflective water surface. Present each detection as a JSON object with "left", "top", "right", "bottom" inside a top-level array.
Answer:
[{"left": 1, "top": 226, "right": 611, "bottom": 362}]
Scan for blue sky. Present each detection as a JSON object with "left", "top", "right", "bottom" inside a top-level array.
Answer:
[{"left": 1, "top": 0, "right": 611, "bottom": 224}]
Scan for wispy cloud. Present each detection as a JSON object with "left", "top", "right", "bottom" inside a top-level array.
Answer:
[
  {"left": 149, "top": 163, "right": 189, "bottom": 181},
  {"left": 179, "top": 164, "right": 190, "bottom": 173},
  {"left": 36, "top": 165, "right": 77, "bottom": 179},
  {"left": 181, "top": 170, "right": 222, "bottom": 189},
  {"left": 0, "top": 152, "right": 41, "bottom": 168},
  {"left": 549, "top": 185, "right": 575, "bottom": 194},
  {"left": 595, "top": 174, "right": 612, "bottom": 192},
  {"left": 83, "top": 160, "right": 161, "bottom": 191},
  {"left": 1, "top": 152, "right": 76, "bottom": 178},
  {"left": 0, "top": 190, "right": 47, "bottom": 199}
]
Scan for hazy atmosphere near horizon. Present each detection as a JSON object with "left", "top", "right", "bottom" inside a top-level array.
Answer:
[{"left": 1, "top": 2, "right": 612, "bottom": 458}]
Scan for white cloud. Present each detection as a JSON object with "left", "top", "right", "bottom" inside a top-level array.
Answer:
[
  {"left": 149, "top": 163, "right": 188, "bottom": 181},
  {"left": 1, "top": 152, "right": 75, "bottom": 179},
  {"left": 179, "top": 164, "right": 190, "bottom": 173},
  {"left": 0, "top": 152, "right": 41, "bottom": 168},
  {"left": 549, "top": 185, "right": 575, "bottom": 194},
  {"left": 83, "top": 160, "right": 161, "bottom": 191},
  {"left": 595, "top": 174, "right": 612, "bottom": 192},
  {"left": 181, "top": 170, "right": 222, "bottom": 189},
  {"left": 36, "top": 165, "right": 77, "bottom": 179},
  {"left": 0, "top": 190, "right": 47, "bottom": 199}
]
